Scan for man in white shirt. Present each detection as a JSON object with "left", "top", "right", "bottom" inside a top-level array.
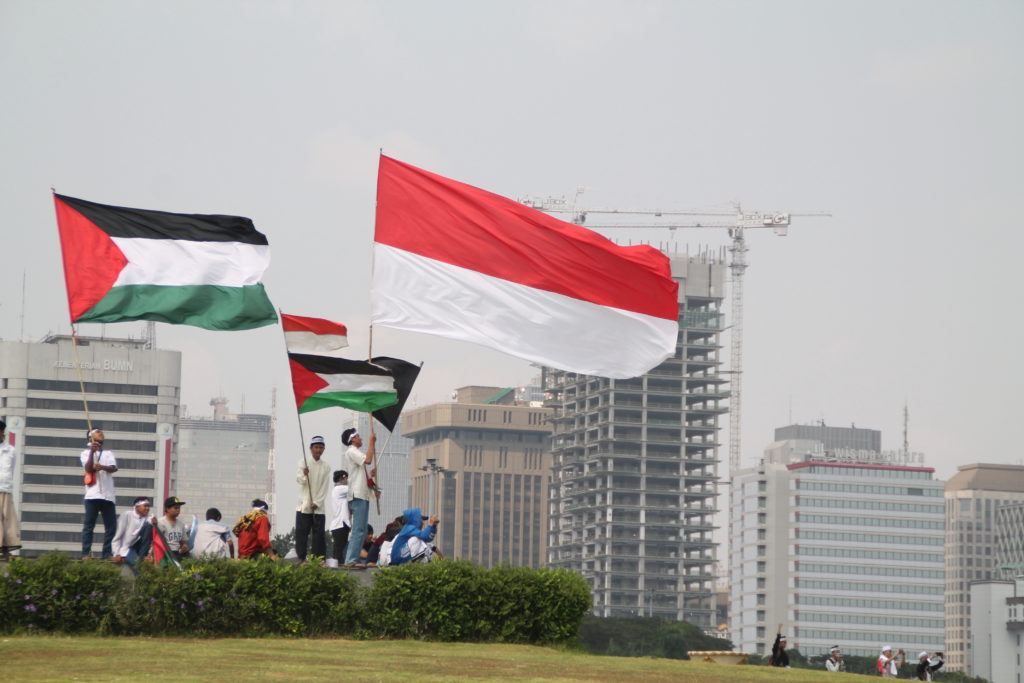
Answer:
[
  {"left": 111, "top": 496, "right": 153, "bottom": 567},
  {"left": 190, "top": 507, "right": 234, "bottom": 559},
  {"left": 81, "top": 428, "right": 118, "bottom": 559},
  {"left": 341, "top": 428, "right": 376, "bottom": 567},
  {"left": 329, "top": 469, "right": 350, "bottom": 567},
  {"left": 295, "top": 435, "right": 331, "bottom": 564},
  {"left": 0, "top": 420, "right": 21, "bottom": 560}
]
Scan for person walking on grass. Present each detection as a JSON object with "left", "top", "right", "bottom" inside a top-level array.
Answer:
[
  {"left": 81, "top": 428, "right": 117, "bottom": 560},
  {"left": 341, "top": 428, "right": 375, "bottom": 568},
  {"left": 295, "top": 435, "right": 331, "bottom": 565}
]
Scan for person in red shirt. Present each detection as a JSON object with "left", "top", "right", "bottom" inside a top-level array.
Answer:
[{"left": 233, "top": 499, "right": 279, "bottom": 560}]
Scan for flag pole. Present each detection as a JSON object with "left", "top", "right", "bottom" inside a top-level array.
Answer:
[
  {"left": 69, "top": 324, "right": 100, "bottom": 486},
  {"left": 277, "top": 309, "right": 315, "bottom": 517}
]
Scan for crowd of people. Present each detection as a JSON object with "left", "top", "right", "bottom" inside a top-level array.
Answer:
[
  {"left": 16, "top": 426, "right": 441, "bottom": 570},
  {"left": 769, "top": 625, "right": 944, "bottom": 680}
]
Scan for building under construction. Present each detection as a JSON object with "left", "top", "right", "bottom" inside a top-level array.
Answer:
[{"left": 544, "top": 253, "right": 727, "bottom": 624}]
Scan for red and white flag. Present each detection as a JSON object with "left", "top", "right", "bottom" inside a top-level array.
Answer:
[
  {"left": 370, "top": 156, "right": 679, "bottom": 379},
  {"left": 281, "top": 313, "right": 349, "bottom": 358}
]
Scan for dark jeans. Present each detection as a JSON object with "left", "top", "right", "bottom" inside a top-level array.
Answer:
[
  {"left": 82, "top": 498, "right": 117, "bottom": 559},
  {"left": 331, "top": 527, "right": 350, "bottom": 564},
  {"left": 295, "top": 511, "right": 326, "bottom": 560},
  {"left": 124, "top": 521, "right": 153, "bottom": 567}
]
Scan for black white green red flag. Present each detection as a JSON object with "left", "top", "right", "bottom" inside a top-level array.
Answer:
[
  {"left": 53, "top": 193, "right": 277, "bottom": 331},
  {"left": 288, "top": 353, "right": 398, "bottom": 414}
]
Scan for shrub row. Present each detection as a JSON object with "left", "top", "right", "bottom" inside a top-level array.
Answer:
[{"left": 0, "top": 554, "right": 590, "bottom": 643}]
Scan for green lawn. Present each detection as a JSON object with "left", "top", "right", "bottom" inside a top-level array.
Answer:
[{"left": 0, "top": 637, "right": 881, "bottom": 682}]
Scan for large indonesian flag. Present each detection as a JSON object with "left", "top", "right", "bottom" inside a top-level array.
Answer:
[
  {"left": 288, "top": 353, "right": 398, "bottom": 414},
  {"left": 371, "top": 156, "right": 679, "bottom": 379},
  {"left": 53, "top": 193, "right": 277, "bottom": 330}
]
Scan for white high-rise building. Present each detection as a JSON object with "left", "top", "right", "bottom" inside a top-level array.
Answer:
[
  {"left": 176, "top": 398, "right": 273, "bottom": 529},
  {"left": 0, "top": 335, "right": 180, "bottom": 557},
  {"left": 730, "top": 424, "right": 945, "bottom": 657}
]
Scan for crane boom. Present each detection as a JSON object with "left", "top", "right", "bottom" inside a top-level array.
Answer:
[{"left": 521, "top": 192, "right": 829, "bottom": 479}]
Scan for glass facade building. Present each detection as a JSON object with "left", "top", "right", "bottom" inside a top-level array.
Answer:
[{"left": 730, "top": 428, "right": 945, "bottom": 658}]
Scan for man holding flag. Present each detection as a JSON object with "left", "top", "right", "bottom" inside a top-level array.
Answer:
[
  {"left": 341, "top": 428, "right": 375, "bottom": 568},
  {"left": 294, "top": 435, "right": 331, "bottom": 565}
]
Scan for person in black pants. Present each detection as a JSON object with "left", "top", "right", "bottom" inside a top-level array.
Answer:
[
  {"left": 328, "top": 470, "right": 350, "bottom": 566},
  {"left": 768, "top": 623, "right": 790, "bottom": 667},
  {"left": 294, "top": 436, "right": 331, "bottom": 564}
]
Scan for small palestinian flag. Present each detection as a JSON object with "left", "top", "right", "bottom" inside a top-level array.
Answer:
[
  {"left": 288, "top": 353, "right": 399, "bottom": 414},
  {"left": 53, "top": 193, "right": 277, "bottom": 331},
  {"left": 152, "top": 524, "right": 179, "bottom": 569},
  {"left": 282, "top": 313, "right": 348, "bottom": 358}
]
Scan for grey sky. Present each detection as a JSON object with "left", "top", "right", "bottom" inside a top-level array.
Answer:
[{"left": 2, "top": 1, "right": 1022, "bottom": 516}]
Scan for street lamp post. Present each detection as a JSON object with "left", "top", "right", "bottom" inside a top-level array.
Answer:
[{"left": 419, "top": 457, "right": 445, "bottom": 515}]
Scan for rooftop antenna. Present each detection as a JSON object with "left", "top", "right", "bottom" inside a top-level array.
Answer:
[
  {"left": 903, "top": 401, "right": 910, "bottom": 456},
  {"left": 19, "top": 270, "right": 26, "bottom": 342}
]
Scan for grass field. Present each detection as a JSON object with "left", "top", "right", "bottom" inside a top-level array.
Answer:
[{"left": 0, "top": 637, "right": 882, "bottom": 682}]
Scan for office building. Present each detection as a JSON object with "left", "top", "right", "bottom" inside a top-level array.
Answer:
[
  {"left": 402, "top": 386, "right": 552, "bottom": 567},
  {"left": 730, "top": 425, "right": 945, "bottom": 657},
  {"left": 969, "top": 579, "right": 1024, "bottom": 683},
  {"left": 175, "top": 397, "right": 273, "bottom": 530},
  {"left": 0, "top": 335, "right": 180, "bottom": 557},
  {"left": 546, "top": 254, "right": 727, "bottom": 624},
  {"left": 944, "top": 463, "right": 1024, "bottom": 672},
  {"left": 996, "top": 501, "right": 1024, "bottom": 579}
]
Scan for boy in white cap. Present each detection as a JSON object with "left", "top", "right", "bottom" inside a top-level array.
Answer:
[
  {"left": 878, "top": 645, "right": 903, "bottom": 677},
  {"left": 295, "top": 435, "right": 331, "bottom": 564}
]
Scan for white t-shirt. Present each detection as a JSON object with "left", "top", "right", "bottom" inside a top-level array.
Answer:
[
  {"left": 344, "top": 445, "right": 370, "bottom": 501},
  {"left": 80, "top": 448, "right": 117, "bottom": 502},
  {"left": 329, "top": 483, "right": 350, "bottom": 531},
  {"left": 191, "top": 520, "right": 231, "bottom": 559}
]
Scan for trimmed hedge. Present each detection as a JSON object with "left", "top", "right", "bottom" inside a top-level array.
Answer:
[
  {"left": 364, "top": 560, "right": 591, "bottom": 643},
  {"left": 0, "top": 554, "right": 590, "bottom": 644}
]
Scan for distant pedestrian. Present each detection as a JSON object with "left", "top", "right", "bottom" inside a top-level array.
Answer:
[
  {"left": 110, "top": 496, "right": 154, "bottom": 568},
  {"left": 915, "top": 652, "right": 943, "bottom": 681},
  {"left": 341, "top": 428, "right": 376, "bottom": 568},
  {"left": 328, "top": 470, "right": 350, "bottom": 567},
  {"left": 190, "top": 507, "right": 235, "bottom": 559},
  {"left": 157, "top": 496, "right": 190, "bottom": 562},
  {"left": 235, "top": 499, "right": 279, "bottom": 560},
  {"left": 825, "top": 645, "right": 845, "bottom": 672},
  {"left": 768, "top": 624, "right": 790, "bottom": 667},
  {"left": 81, "top": 428, "right": 117, "bottom": 559},
  {"left": 877, "top": 645, "right": 904, "bottom": 677},
  {"left": 295, "top": 435, "right": 331, "bottom": 564},
  {"left": 0, "top": 420, "right": 21, "bottom": 560}
]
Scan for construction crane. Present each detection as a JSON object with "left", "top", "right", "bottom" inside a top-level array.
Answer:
[{"left": 519, "top": 191, "right": 829, "bottom": 479}]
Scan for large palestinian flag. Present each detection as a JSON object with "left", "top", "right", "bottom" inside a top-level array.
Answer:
[
  {"left": 53, "top": 193, "right": 277, "bottom": 330},
  {"left": 288, "top": 353, "right": 399, "bottom": 414}
]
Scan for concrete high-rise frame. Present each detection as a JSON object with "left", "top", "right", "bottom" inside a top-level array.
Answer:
[{"left": 545, "top": 254, "right": 727, "bottom": 624}]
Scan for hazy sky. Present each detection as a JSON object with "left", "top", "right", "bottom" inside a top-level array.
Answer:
[{"left": 2, "top": 1, "right": 1022, "bottom": 517}]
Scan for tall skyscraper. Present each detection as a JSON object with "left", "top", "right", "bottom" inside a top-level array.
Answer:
[
  {"left": 545, "top": 254, "right": 727, "bottom": 624},
  {"left": 0, "top": 335, "right": 180, "bottom": 557},
  {"left": 730, "top": 425, "right": 945, "bottom": 657},
  {"left": 944, "top": 463, "right": 1024, "bottom": 672},
  {"left": 175, "top": 397, "right": 273, "bottom": 529},
  {"left": 996, "top": 501, "right": 1024, "bottom": 579},
  {"left": 403, "top": 386, "right": 552, "bottom": 567}
]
